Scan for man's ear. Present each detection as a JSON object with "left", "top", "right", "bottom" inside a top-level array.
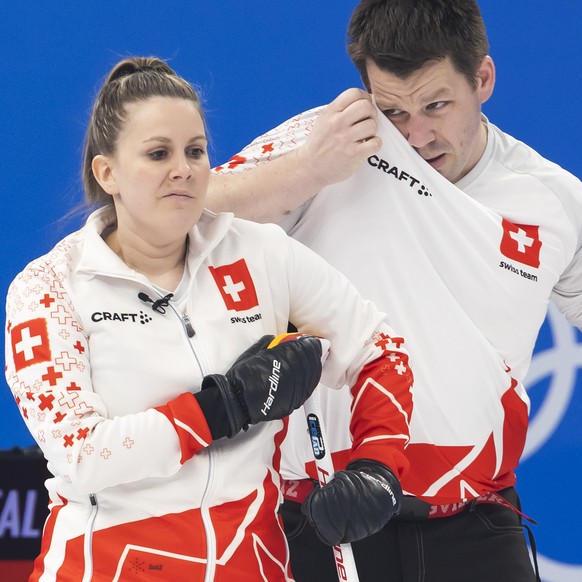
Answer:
[
  {"left": 477, "top": 55, "right": 496, "bottom": 104},
  {"left": 91, "top": 155, "right": 118, "bottom": 196}
]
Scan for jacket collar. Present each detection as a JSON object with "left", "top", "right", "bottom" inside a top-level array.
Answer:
[{"left": 76, "top": 206, "right": 235, "bottom": 281}]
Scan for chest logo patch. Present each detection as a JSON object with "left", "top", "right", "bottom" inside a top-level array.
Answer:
[
  {"left": 209, "top": 259, "right": 259, "bottom": 312},
  {"left": 500, "top": 219, "right": 541, "bottom": 268}
]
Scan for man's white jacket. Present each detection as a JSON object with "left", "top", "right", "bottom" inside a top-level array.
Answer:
[{"left": 215, "top": 106, "right": 582, "bottom": 507}]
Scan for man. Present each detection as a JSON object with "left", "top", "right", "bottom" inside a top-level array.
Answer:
[{"left": 208, "top": 1, "right": 582, "bottom": 580}]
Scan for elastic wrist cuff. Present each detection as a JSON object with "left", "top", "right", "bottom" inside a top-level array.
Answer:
[
  {"left": 194, "top": 385, "right": 230, "bottom": 440},
  {"left": 347, "top": 458, "right": 398, "bottom": 483}
]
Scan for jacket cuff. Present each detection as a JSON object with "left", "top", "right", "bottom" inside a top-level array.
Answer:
[
  {"left": 155, "top": 392, "right": 213, "bottom": 463},
  {"left": 194, "top": 384, "right": 232, "bottom": 440}
]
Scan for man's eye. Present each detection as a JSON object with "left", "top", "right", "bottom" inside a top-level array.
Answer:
[
  {"left": 427, "top": 101, "right": 447, "bottom": 111},
  {"left": 149, "top": 150, "right": 167, "bottom": 160},
  {"left": 382, "top": 108, "right": 404, "bottom": 117}
]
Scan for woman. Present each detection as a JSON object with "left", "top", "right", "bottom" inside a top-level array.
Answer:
[{"left": 5, "top": 57, "right": 413, "bottom": 581}]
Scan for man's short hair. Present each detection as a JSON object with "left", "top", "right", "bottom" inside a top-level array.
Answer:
[{"left": 347, "top": 0, "right": 490, "bottom": 89}]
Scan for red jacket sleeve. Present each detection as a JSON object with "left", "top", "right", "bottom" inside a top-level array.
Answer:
[{"left": 348, "top": 335, "right": 413, "bottom": 479}]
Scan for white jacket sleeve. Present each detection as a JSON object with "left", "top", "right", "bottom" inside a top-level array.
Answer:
[{"left": 4, "top": 263, "right": 210, "bottom": 494}]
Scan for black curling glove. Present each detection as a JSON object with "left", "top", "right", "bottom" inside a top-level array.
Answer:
[
  {"left": 197, "top": 334, "right": 324, "bottom": 439},
  {"left": 302, "top": 459, "right": 402, "bottom": 546}
]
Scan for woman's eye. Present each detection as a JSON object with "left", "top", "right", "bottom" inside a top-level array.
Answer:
[
  {"left": 149, "top": 150, "right": 168, "bottom": 161},
  {"left": 188, "top": 147, "right": 206, "bottom": 159}
]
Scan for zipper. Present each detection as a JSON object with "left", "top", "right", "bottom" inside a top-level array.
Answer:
[
  {"left": 165, "top": 297, "right": 218, "bottom": 579},
  {"left": 165, "top": 301, "right": 203, "bottom": 372},
  {"left": 182, "top": 312, "right": 195, "bottom": 338},
  {"left": 82, "top": 493, "right": 98, "bottom": 582},
  {"left": 146, "top": 288, "right": 196, "bottom": 338}
]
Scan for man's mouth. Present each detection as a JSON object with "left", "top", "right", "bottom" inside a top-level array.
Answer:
[{"left": 423, "top": 153, "right": 446, "bottom": 169}]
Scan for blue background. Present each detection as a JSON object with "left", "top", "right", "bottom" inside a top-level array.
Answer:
[{"left": 1, "top": 2, "right": 580, "bottom": 579}]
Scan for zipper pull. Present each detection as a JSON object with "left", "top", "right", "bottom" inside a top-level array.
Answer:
[
  {"left": 89, "top": 493, "right": 97, "bottom": 506},
  {"left": 182, "top": 313, "right": 195, "bottom": 337}
]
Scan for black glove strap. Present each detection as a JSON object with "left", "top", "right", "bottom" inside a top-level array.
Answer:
[{"left": 194, "top": 385, "right": 231, "bottom": 440}]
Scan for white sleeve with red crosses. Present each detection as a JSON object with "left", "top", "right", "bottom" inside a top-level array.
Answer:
[
  {"left": 212, "top": 106, "right": 323, "bottom": 175},
  {"left": 4, "top": 256, "right": 212, "bottom": 495}
]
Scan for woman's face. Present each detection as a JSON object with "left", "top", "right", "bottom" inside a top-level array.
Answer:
[{"left": 93, "top": 96, "right": 210, "bottom": 247}]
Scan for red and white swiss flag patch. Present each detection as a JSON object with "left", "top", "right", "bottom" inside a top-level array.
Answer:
[
  {"left": 209, "top": 259, "right": 259, "bottom": 312},
  {"left": 499, "top": 219, "right": 541, "bottom": 268},
  {"left": 11, "top": 318, "right": 52, "bottom": 372}
]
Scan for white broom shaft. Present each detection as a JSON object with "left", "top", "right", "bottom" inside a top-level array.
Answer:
[{"left": 303, "top": 389, "right": 360, "bottom": 582}]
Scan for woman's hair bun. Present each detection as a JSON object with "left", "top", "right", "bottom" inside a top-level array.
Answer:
[{"left": 106, "top": 57, "right": 176, "bottom": 84}]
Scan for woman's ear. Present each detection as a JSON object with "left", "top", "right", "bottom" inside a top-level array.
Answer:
[{"left": 91, "top": 155, "right": 118, "bottom": 196}]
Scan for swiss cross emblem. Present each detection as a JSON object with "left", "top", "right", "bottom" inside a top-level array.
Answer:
[
  {"left": 499, "top": 219, "right": 541, "bottom": 268},
  {"left": 209, "top": 259, "right": 259, "bottom": 312},
  {"left": 11, "top": 318, "right": 52, "bottom": 372},
  {"left": 213, "top": 154, "right": 248, "bottom": 173}
]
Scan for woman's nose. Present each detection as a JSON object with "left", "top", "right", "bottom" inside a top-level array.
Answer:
[{"left": 170, "top": 155, "right": 193, "bottom": 180}]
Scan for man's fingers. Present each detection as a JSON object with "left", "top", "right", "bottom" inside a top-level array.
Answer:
[
  {"left": 317, "top": 97, "right": 378, "bottom": 144},
  {"left": 298, "top": 88, "right": 381, "bottom": 188},
  {"left": 349, "top": 117, "right": 379, "bottom": 144},
  {"left": 342, "top": 94, "right": 377, "bottom": 125},
  {"left": 356, "top": 135, "right": 382, "bottom": 157},
  {"left": 326, "top": 87, "right": 374, "bottom": 115}
]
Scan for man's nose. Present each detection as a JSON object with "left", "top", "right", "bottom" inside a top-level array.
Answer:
[{"left": 402, "top": 116, "right": 435, "bottom": 149}]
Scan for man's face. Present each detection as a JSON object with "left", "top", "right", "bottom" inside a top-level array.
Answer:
[{"left": 367, "top": 56, "right": 495, "bottom": 184}]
